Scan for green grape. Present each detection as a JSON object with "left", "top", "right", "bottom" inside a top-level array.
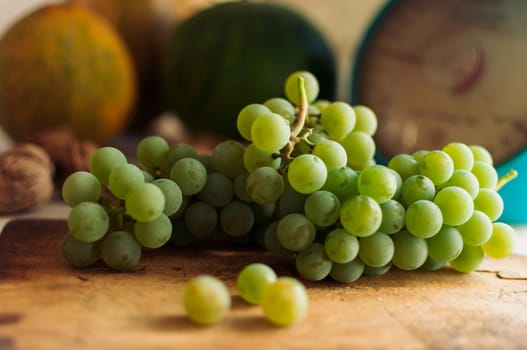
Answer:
[
  {"left": 482, "top": 222, "right": 518, "bottom": 259},
  {"left": 401, "top": 175, "right": 436, "bottom": 205},
  {"left": 243, "top": 143, "right": 281, "bottom": 172},
  {"left": 108, "top": 163, "right": 145, "bottom": 199},
  {"left": 263, "top": 221, "right": 295, "bottom": 261},
  {"left": 134, "top": 214, "right": 172, "bottom": 249},
  {"left": 405, "top": 200, "right": 443, "bottom": 238},
  {"left": 246, "top": 166, "right": 284, "bottom": 204},
  {"left": 136, "top": 135, "right": 169, "bottom": 170},
  {"left": 89, "top": 146, "right": 127, "bottom": 185},
  {"left": 62, "top": 233, "right": 101, "bottom": 268},
  {"left": 357, "top": 164, "right": 398, "bottom": 203},
  {"left": 277, "top": 213, "right": 316, "bottom": 251},
  {"left": 388, "top": 154, "right": 419, "bottom": 181},
  {"left": 419, "top": 150, "right": 454, "bottom": 186},
  {"left": 352, "top": 105, "right": 377, "bottom": 136},
  {"left": 295, "top": 243, "right": 332, "bottom": 281},
  {"left": 167, "top": 143, "right": 198, "bottom": 167},
  {"left": 287, "top": 154, "right": 327, "bottom": 194},
  {"left": 184, "top": 201, "right": 218, "bottom": 237},
  {"left": 312, "top": 139, "right": 347, "bottom": 170},
  {"left": 473, "top": 188, "right": 504, "bottom": 222},
  {"left": 169, "top": 157, "right": 207, "bottom": 196},
  {"left": 340, "top": 195, "right": 382, "bottom": 237},
  {"left": 125, "top": 183, "right": 165, "bottom": 223},
  {"left": 412, "top": 150, "right": 429, "bottom": 163},
  {"left": 169, "top": 219, "right": 196, "bottom": 247},
  {"left": 358, "top": 232, "right": 394, "bottom": 268},
  {"left": 392, "top": 230, "right": 428, "bottom": 270},
  {"left": 469, "top": 144, "right": 493, "bottom": 164},
  {"left": 233, "top": 172, "right": 252, "bottom": 202},
  {"left": 313, "top": 99, "right": 330, "bottom": 112},
  {"left": 449, "top": 245, "right": 484, "bottom": 273},
  {"left": 142, "top": 170, "right": 154, "bottom": 182},
  {"left": 379, "top": 199, "right": 405, "bottom": 234},
  {"left": 389, "top": 168, "right": 403, "bottom": 200},
  {"left": 320, "top": 101, "right": 356, "bottom": 141},
  {"left": 471, "top": 161, "right": 498, "bottom": 189},
  {"left": 441, "top": 169, "right": 480, "bottom": 199},
  {"left": 426, "top": 225, "right": 463, "bottom": 262},
  {"left": 285, "top": 70, "right": 319, "bottom": 105},
  {"left": 250, "top": 202, "right": 276, "bottom": 224},
  {"left": 324, "top": 228, "right": 359, "bottom": 264},
  {"left": 211, "top": 140, "right": 246, "bottom": 179},
  {"left": 237, "top": 263, "right": 277, "bottom": 305},
  {"left": 62, "top": 171, "right": 101, "bottom": 207},
  {"left": 321, "top": 166, "right": 358, "bottom": 203},
  {"left": 264, "top": 97, "right": 296, "bottom": 124},
  {"left": 329, "top": 258, "right": 364, "bottom": 283},
  {"left": 422, "top": 257, "right": 446, "bottom": 271},
  {"left": 340, "top": 131, "right": 376, "bottom": 170},
  {"left": 183, "top": 275, "right": 231, "bottom": 325},
  {"left": 68, "top": 202, "right": 109, "bottom": 243},
  {"left": 237, "top": 104, "right": 272, "bottom": 141},
  {"left": 363, "top": 262, "right": 391, "bottom": 276},
  {"left": 308, "top": 105, "right": 320, "bottom": 116},
  {"left": 457, "top": 210, "right": 493, "bottom": 246},
  {"left": 261, "top": 277, "right": 308, "bottom": 326},
  {"left": 442, "top": 142, "right": 474, "bottom": 170},
  {"left": 277, "top": 181, "right": 308, "bottom": 217},
  {"left": 219, "top": 200, "right": 254, "bottom": 237},
  {"left": 251, "top": 113, "right": 291, "bottom": 152},
  {"left": 101, "top": 231, "right": 142, "bottom": 270},
  {"left": 196, "top": 172, "right": 234, "bottom": 208},
  {"left": 151, "top": 178, "right": 183, "bottom": 216},
  {"left": 197, "top": 154, "right": 214, "bottom": 173},
  {"left": 433, "top": 187, "right": 473, "bottom": 226},
  {"left": 304, "top": 190, "right": 340, "bottom": 227}
]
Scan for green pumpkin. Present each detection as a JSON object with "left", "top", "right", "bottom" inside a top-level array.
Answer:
[{"left": 162, "top": 1, "right": 337, "bottom": 138}]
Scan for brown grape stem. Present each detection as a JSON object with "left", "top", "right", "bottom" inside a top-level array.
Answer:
[
  {"left": 283, "top": 76, "right": 308, "bottom": 161},
  {"left": 495, "top": 169, "right": 518, "bottom": 191}
]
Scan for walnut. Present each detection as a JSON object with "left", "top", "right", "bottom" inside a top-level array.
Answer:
[{"left": 0, "top": 143, "right": 54, "bottom": 214}]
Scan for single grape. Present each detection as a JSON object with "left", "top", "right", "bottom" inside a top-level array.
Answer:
[
  {"left": 457, "top": 210, "right": 493, "bottom": 246},
  {"left": 134, "top": 214, "right": 172, "bottom": 249},
  {"left": 419, "top": 150, "right": 454, "bottom": 186},
  {"left": 449, "top": 245, "right": 484, "bottom": 273},
  {"left": 295, "top": 243, "right": 332, "bottom": 281},
  {"left": 68, "top": 202, "right": 109, "bottom": 243},
  {"left": 263, "top": 221, "right": 295, "bottom": 261},
  {"left": 324, "top": 228, "right": 359, "bottom": 264},
  {"left": 321, "top": 166, "right": 358, "bottom": 203},
  {"left": 211, "top": 140, "right": 246, "bottom": 179},
  {"left": 388, "top": 154, "right": 419, "bottom": 181},
  {"left": 405, "top": 200, "right": 443, "bottom": 238},
  {"left": 285, "top": 70, "right": 319, "bottom": 105},
  {"left": 401, "top": 174, "right": 436, "bottom": 205},
  {"left": 482, "top": 222, "right": 518, "bottom": 259},
  {"left": 442, "top": 142, "right": 474, "bottom": 170},
  {"left": 358, "top": 232, "right": 394, "bottom": 268},
  {"left": 169, "top": 157, "right": 207, "bottom": 196},
  {"left": 142, "top": 170, "right": 154, "bottom": 182},
  {"left": 340, "top": 131, "right": 376, "bottom": 170},
  {"left": 352, "top": 105, "right": 378, "bottom": 136},
  {"left": 219, "top": 200, "right": 255, "bottom": 237},
  {"left": 304, "top": 190, "right": 340, "bottom": 227},
  {"left": 136, "top": 135, "right": 169, "bottom": 171},
  {"left": 426, "top": 225, "right": 464, "bottom": 262},
  {"left": 243, "top": 143, "right": 281, "bottom": 172},
  {"left": 237, "top": 104, "right": 272, "bottom": 141},
  {"left": 151, "top": 178, "right": 183, "bottom": 216},
  {"left": 433, "top": 187, "right": 473, "bottom": 226},
  {"left": 277, "top": 213, "right": 316, "bottom": 252},
  {"left": 62, "top": 171, "right": 101, "bottom": 207},
  {"left": 320, "top": 101, "right": 356, "bottom": 141},
  {"left": 101, "top": 231, "right": 142, "bottom": 270},
  {"left": 89, "top": 146, "right": 127, "bottom": 185},
  {"left": 469, "top": 145, "right": 493, "bottom": 164},
  {"left": 108, "top": 163, "right": 145, "bottom": 199},
  {"left": 233, "top": 172, "right": 253, "bottom": 202},
  {"left": 246, "top": 167, "right": 284, "bottom": 204},
  {"left": 167, "top": 143, "right": 198, "bottom": 167},
  {"left": 412, "top": 150, "right": 429, "bottom": 163},
  {"left": 261, "top": 277, "right": 308, "bottom": 326},
  {"left": 184, "top": 201, "right": 218, "bottom": 237},
  {"left": 340, "top": 195, "right": 382, "bottom": 237},
  {"left": 441, "top": 169, "right": 480, "bottom": 199},
  {"left": 62, "top": 233, "right": 101, "bottom": 268},
  {"left": 379, "top": 199, "right": 405, "bottom": 234},
  {"left": 357, "top": 164, "right": 398, "bottom": 203},
  {"left": 392, "top": 230, "right": 428, "bottom": 270},
  {"left": 183, "top": 275, "right": 231, "bottom": 325},
  {"left": 264, "top": 97, "right": 296, "bottom": 125},
  {"left": 287, "top": 154, "right": 327, "bottom": 194},
  {"left": 329, "top": 258, "right": 364, "bottom": 283},
  {"left": 363, "top": 262, "right": 391, "bottom": 276},
  {"left": 471, "top": 161, "right": 498, "bottom": 189},
  {"left": 125, "top": 183, "right": 165, "bottom": 223},
  {"left": 473, "top": 188, "right": 504, "bottom": 221},
  {"left": 312, "top": 139, "right": 347, "bottom": 170},
  {"left": 237, "top": 263, "right": 277, "bottom": 305},
  {"left": 197, "top": 172, "right": 234, "bottom": 208},
  {"left": 422, "top": 257, "right": 446, "bottom": 271},
  {"left": 313, "top": 99, "right": 330, "bottom": 112},
  {"left": 251, "top": 113, "right": 291, "bottom": 152}
]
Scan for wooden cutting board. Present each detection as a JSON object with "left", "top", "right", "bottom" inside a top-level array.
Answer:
[{"left": 0, "top": 219, "right": 526, "bottom": 350}]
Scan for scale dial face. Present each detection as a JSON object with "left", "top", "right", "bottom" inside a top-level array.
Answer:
[{"left": 352, "top": 0, "right": 527, "bottom": 163}]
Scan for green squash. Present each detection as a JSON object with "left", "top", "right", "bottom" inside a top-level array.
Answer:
[{"left": 162, "top": 1, "right": 337, "bottom": 138}]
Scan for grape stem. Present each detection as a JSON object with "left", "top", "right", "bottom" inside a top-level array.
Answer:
[
  {"left": 283, "top": 76, "right": 309, "bottom": 160},
  {"left": 495, "top": 169, "right": 518, "bottom": 191}
]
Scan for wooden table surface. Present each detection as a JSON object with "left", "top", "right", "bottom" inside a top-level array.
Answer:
[{"left": 0, "top": 218, "right": 526, "bottom": 350}]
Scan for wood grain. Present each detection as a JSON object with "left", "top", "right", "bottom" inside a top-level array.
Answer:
[{"left": 0, "top": 219, "right": 526, "bottom": 350}]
